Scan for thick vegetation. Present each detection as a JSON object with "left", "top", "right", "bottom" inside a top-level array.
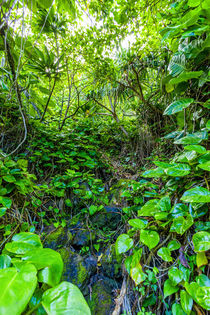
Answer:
[{"left": 0, "top": 0, "right": 209, "bottom": 314}]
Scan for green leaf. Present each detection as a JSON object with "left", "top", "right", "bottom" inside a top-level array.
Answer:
[
  {"left": 89, "top": 205, "right": 98, "bottom": 215},
  {"left": 180, "top": 290, "right": 193, "bottom": 315},
  {"left": 174, "top": 134, "right": 203, "bottom": 145},
  {"left": 188, "top": 0, "right": 200, "bottom": 7},
  {"left": 164, "top": 98, "right": 194, "bottom": 115},
  {"left": 115, "top": 234, "right": 133, "bottom": 255},
  {"left": 0, "top": 196, "right": 12, "bottom": 209},
  {"left": 169, "top": 71, "right": 203, "bottom": 85},
  {"left": 128, "top": 219, "right": 148, "bottom": 229},
  {"left": 140, "top": 230, "right": 159, "bottom": 250},
  {"left": 192, "top": 231, "right": 210, "bottom": 252},
  {"left": 3, "top": 175, "right": 16, "bottom": 183},
  {"left": 142, "top": 167, "right": 164, "bottom": 178},
  {"left": 170, "top": 215, "right": 193, "bottom": 235},
  {"left": 130, "top": 264, "right": 147, "bottom": 285},
  {"left": 196, "top": 252, "right": 208, "bottom": 268},
  {"left": 181, "top": 187, "right": 210, "bottom": 203},
  {"left": 5, "top": 232, "right": 43, "bottom": 255},
  {"left": 158, "top": 196, "right": 171, "bottom": 211},
  {"left": 172, "top": 303, "right": 186, "bottom": 315},
  {"left": 165, "top": 163, "right": 191, "bottom": 177},
  {"left": 164, "top": 279, "right": 179, "bottom": 298},
  {"left": 138, "top": 199, "right": 159, "bottom": 217},
  {"left": 168, "top": 267, "right": 184, "bottom": 285},
  {"left": 42, "top": 281, "right": 91, "bottom": 315},
  {"left": 185, "top": 282, "right": 210, "bottom": 310},
  {"left": 0, "top": 207, "right": 7, "bottom": 217},
  {"left": 198, "top": 161, "right": 210, "bottom": 171},
  {"left": 184, "top": 145, "right": 206, "bottom": 153},
  {"left": 22, "top": 248, "right": 63, "bottom": 287},
  {"left": 0, "top": 264, "right": 37, "bottom": 315},
  {"left": 0, "top": 255, "right": 11, "bottom": 269},
  {"left": 167, "top": 240, "right": 181, "bottom": 251},
  {"left": 157, "top": 247, "right": 172, "bottom": 262}
]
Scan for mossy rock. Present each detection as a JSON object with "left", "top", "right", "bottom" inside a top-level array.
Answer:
[
  {"left": 101, "top": 245, "right": 122, "bottom": 279},
  {"left": 91, "top": 206, "right": 122, "bottom": 230},
  {"left": 57, "top": 248, "right": 96, "bottom": 295},
  {"left": 44, "top": 227, "right": 72, "bottom": 250},
  {"left": 88, "top": 279, "right": 114, "bottom": 315}
]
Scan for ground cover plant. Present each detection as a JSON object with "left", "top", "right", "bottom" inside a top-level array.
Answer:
[{"left": 0, "top": 0, "right": 209, "bottom": 314}]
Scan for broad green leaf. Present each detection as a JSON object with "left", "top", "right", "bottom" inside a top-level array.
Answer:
[
  {"left": 180, "top": 290, "right": 193, "bottom": 315},
  {"left": 5, "top": 232, "right": 43, "bottom": 255},
  {"left": 128, "top": 219, "right": 148, "bottom": 229},
  {"left": 0, "top": 196, "right": 12, "bottom": 209},
  {"left": 184, "top": 145, "right": 206, "bottom": 153},
  {"left": 170, "top": 215, "right": 193, "bottom": 235},
  {"left": 0, "top": 255, "right": 11, "bottom": 269},
  {"left": 185, "top": 282, "right": 210, "bottom": 310},
  {"left": 164, "top": 279, "right": 179, "bottom": 298},
  {"left": 164, "top": 98, "right": 194, "bottom": 115},
  {"left": 207, "top": 120, "right": 210, "bottom": 130},
  {"left": 0, "top": 207, "right": 7, "bottom": 217},
  {"left": 3, "top": 175, "right": 16, "bottom": 183},
  {"left": 196, "top": 252, "right": 208, "bottom": 268},
  {"left": 0, "top": 264, "right": 37, "bottom": 315},
  {"left": 5, "top": 242, "right": 41, "bottom": 255},
  {"left": 130, "top": 264, "right": 147, "bottom": 285},
  {"left": 165, "top": 163, "right": 191, "bottom": 177},
  {"left": 22, "top": 248, "right": 63, "bottom": 287},
  {"left": 138, "top": 199, "right": 159, "bottom": 217},
  {"left": 196, "top": 286, "right": 210, "bottom": 310},
  {"left": 172, "top": 303, "right": 186, "bottom": 315},
  {"left": 188, "top": 0, "right": 200, "bottom": 7},
  {"left": 140, "top": 230, "right": 159, "bottom": 250},
  {"left": 169, "top": 71, "right": 203, "bottom": 85},
  {"left": 142, "top": 167, "right": 164, "bottom": 178},
  {"left": 42, "top": 281, "right": 91, "bottom": 315},
  {"left": 196, "top": 274, "right": 210, "bottom": 287},
  {"left": 174, "top": 134, "right": 203, "bottom": 145},
  {"left": 158, "top": 196, "right": 171, "bottom": 211},
  {"left": 198, "top": 152, "right": 210, "bottom": 164},
  {"left": 157, "top": 247, "right": 172, "bottom": 262},
  {"left": 167, "top": 240, "right": 181, "bottom": 251},
  {"left": 192, "top": 231, "right": 210, "bottom": 252},
  {"left": 181, "top": 187, "right": 210, "bottom": 203},
  {"left": 115, "top": 234, "right": 133, "bottom": 255},
  {"left": 198, "top": 161, "right": 210, "bottom": 171},
  {"left": 170, "top": 203, "right": 188, "bottom": 218},
  {"left": 12, "top": 232, "right": 42, "bottom": 248},
  {"left": 168, "top": 267, "right": 184, "bottom": 286}
]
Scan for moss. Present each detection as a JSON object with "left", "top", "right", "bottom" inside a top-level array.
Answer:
[
  {"left": 77, "top": 261, "right": 88, "bottom": 284},
  {"left": 88, "top": 281, "right": 113, "bottom": 315},
  {"left": 44, "top": 227, "right": 72, "bottom": 250}
]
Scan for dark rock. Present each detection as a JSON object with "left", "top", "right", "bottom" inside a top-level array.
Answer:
[{"left": 91, "top": 206, "right": 122, "bottom": 229}]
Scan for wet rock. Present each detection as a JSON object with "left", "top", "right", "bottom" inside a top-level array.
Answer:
[
  {"left": 101, "top": 245, "right": 122, "bottom": 279},
  {"left": 72, "top": 228, "right": 95, "bottom": 247},
  {"left": 88, "top": 277, "right": 115, "bottom": 315},
  {"left": 44, "top": 226, "right": 72, "bottom": 250},
  {"left": 91, "top": 206, "right": 122, "bottom": 229},
  {"left": 58, "top": 248, "right": 97, "bottom": 295}
]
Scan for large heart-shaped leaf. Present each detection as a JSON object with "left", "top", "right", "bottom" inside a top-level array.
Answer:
[
  {"left": 164, "top": 279, "right": 179, "bottom": 298},
  {"left": 5, "top": 232, "right": 43, "bottom": 255},
  {"left": 0, "top": 264, "right": 37, "bottom": 315},
  {"left": 128, "top": 219, "right": 148, "bottom": 229},
  {"left": 140, "top": 230, "right": 159, "bottom": 250},
  {"left": 115, "top": 234, "right": 133, "bottom": 255},
  {"left": 42, "top": 281, "right": 91, "bottom": 315},
  {"left": 192, "top": 231, "right": 210, "bottom": 252},
  {"left": 170, "top": 215, "right": 193, "bottom": 235},
  {"left": 157, "top": 247, "right": 172, "bottom": 262},
  {"left": 181, "top": 187, "right": 210, "bottom": 203},
  {"left": 22, "top": 248, "right": 63, "bottom": 287},
  {"left": 138, "top": 199, "right": 160, "bottom": 217},
  {"left": 164, "top": 98, "right": 194, "bottom": 115},
  {"left": 180, "top": 290, "right": 193, "bottom": 315},
  {"left": 165, "top": 163, "right": 191, "bottom": 177},
  {"left": 168, "top": 267, "right": 184, "bottom": 286}
]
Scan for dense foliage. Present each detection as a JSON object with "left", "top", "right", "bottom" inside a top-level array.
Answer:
[{"left": 0, "top": 0, "right": 209, "bottom": 314}]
